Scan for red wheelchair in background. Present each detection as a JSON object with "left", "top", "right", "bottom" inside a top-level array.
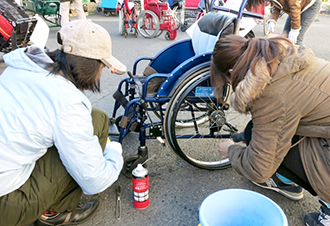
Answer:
[
  {"left": 136, "top": 0, "right": 178, "bottom": 40},
  {"left": 116, "top": 0, "right": 139, "bottom": 37}
]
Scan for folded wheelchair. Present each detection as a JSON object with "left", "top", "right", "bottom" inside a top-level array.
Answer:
[{"left": 111, "top": 0, "right": 263, "bottom": 177}]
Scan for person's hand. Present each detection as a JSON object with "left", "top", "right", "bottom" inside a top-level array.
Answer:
[
  {"left": 106, "top": 140, "right": 123, "bottom": 155},
  {"left": 267, "top": 19, "right": 277, "bottom": 33},
  {"left": 288, "top": 28, "right": 300, "bottom": 44},
  {"left": 217, "top": 140, "right": 235, "bottom": 159}
]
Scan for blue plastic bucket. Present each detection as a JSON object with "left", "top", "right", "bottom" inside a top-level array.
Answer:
[{"left": 199, "top": 189, "right": 288, "bottom": 226}]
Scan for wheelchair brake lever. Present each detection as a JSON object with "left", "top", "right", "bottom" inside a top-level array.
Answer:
[{"left": 127, "top": 71, "right": 134, "bottom": 79}]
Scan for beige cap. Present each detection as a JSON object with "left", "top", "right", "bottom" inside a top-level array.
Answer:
[{"left": 57, "top": 19, "right": 126, "bottom": 75}]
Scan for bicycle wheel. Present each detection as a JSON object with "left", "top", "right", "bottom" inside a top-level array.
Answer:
[
  {"left": 137, "top": 10, "right": 160, "bottom": 38},
  {"left": 164, "top": 62, "right": 251, "bottom": 170}
]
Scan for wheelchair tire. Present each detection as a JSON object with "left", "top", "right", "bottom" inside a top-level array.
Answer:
[
  {"left": 137, "top": 10, "right": 160, "bottom": 38},
  {"left": 164, "top": 63, "right": 251, "bottom": 170},
  {"left": 180, "top": 21, "right": 188, "bottom": 32},
  {"left": 153, "top": 30, "right": 163, "bottom": 38}
]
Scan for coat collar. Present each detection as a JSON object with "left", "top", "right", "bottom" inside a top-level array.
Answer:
[{"left": 230, "top": 45, "right": 315, "bottom": 114}]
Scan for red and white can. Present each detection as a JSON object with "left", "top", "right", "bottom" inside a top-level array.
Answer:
[{"left": 132, "top": 163, "right": 149, "bottom": 209}]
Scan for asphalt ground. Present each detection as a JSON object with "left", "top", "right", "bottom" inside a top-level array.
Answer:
[{"left": 1, "top": 9, "right": 330, "bottom": 226}]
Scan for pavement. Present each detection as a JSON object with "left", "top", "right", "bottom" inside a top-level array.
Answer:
[{"left": 1, "top": 10, "right": 330, "bottom": 226}]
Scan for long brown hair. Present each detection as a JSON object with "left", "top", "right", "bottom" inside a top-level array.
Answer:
[{"left": 211, "top": 35, "right": 293, "bottom": 101}]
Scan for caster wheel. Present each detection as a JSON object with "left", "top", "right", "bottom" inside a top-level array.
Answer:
[
  {"left": 104, "top": 11, "right": 111, "bottom": 17},
  {"left": 165, "top": 31, "right": 170, "bottom": 40},
  {"left": 180, "top": 22, "right": 188, "bottom": 32},
  {"left": 122, "top": 155, "right": 147, "bottom": 178}
]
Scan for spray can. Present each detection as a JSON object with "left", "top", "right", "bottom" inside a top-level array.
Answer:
[{"left": 132, "top": 163, "right": 149, "bottom": 209}]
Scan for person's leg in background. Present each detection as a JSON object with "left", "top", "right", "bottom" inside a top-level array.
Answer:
[
  {"left": 0, "top": 108, "right": 109, "bottom": 226},
  {"left": 297, "top": 0, "right": 322, "bottom": 45},
  {"left": 73, "top": 0, "right": 87, "bottom": 21},
  {"left": 60, "top": 0, "right": 70, "bottom": 26},
  {"left": 282, "top": 0, "right": 322, "bottom": 45}
]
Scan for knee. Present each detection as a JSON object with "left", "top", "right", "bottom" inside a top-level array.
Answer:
[{"left": 91, "top": 107, "right": 109, "bottom": 126}]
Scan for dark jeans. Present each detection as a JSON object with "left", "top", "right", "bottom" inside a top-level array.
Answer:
[
  {"left": 0, "top": 108, "right": 109, "bottom": 226},
  {"left": 244, "top": 120, "right": 317, "bottom": 196}
]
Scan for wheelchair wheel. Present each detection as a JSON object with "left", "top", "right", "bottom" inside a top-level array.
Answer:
[
  {"left": 137, "top": 10, "right": 160, "bottom": 38},
  {"left": 153, "top": 30, "right": 163, "bottom": 38},
  {"left": 164, "top": 62, "right": 251, "bottom": 170},
  {"left": 118, "top": 8, "right": 125, "bottom": 35},
  {"left": 172, "top": 4, "right": 185, "bottom": 29},
  {"left": 180, "top": 21, "right": 189, "bottom": 32},
  {"left": 150, "top": 102, "right": 209, "bottom": 128}
]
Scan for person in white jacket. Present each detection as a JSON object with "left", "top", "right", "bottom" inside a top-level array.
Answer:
[{"left": 0, "top": 20, "right": 126, "bottom": 226}]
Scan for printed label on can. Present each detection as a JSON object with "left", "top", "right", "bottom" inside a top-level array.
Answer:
[{"left": 133, "top": 176, "right": 149, "bottom": 209}]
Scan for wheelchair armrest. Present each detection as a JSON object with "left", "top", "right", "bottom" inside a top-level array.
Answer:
[
  {"left": 142, "top": 73, "right": 168, "bottom": 99},
  {"left": 132, "top": 56, "right": 155, "bottom": 75}
]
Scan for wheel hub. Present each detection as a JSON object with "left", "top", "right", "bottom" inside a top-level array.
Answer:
[{"left": 209, "top": 110, "right": 226, "bottom": 127}]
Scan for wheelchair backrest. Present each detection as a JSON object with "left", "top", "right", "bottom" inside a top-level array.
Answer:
[
  {"left": 143, "top": 12, "right": 236, "bottom": 97},
  {"left": 191, "top": 12, "right": 236, "bottom": 55}
]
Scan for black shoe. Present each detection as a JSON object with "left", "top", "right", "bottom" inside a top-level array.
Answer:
[
  {"left": 252, "top": 173, "right": 304, "bottom": 201},
  {"left": 36, "top": 199, "right": 99, "bottom": 226},
  {"left": 305, "top": 199, "right": 330, "bottom": 226}
]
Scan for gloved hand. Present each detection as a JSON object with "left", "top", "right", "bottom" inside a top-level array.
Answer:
[
  {"left": 288, "top": 28, "right": 300, "bottom": 44},
  {"left": 267, "top": 19, "right": 276, "bottom": 33},
  {"left": 106, "top": 139, "right": 123, "bottom": 155}
]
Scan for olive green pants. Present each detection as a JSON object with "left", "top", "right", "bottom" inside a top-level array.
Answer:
[{"left": 0, "top": 108, "right": 109, "bottom": 226}]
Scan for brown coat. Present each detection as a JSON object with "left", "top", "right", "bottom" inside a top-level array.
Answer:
[
  {"left": 270, "top": 0, "right": 313, "bottom": 29},
  {"left": 228, "top": 44, "right": 330, "bottom": 202}
]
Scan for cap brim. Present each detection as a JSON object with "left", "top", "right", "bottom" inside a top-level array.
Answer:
[{"left": 101, "top": 56, "right": 127, "bottom": 75}]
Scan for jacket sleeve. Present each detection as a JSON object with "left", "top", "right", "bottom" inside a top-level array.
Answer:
[
  {"left": 53, "top": 102, "right": 123, "bottom": 195},
  {"left": 270, "top": 0, "right": 302, "bottom": 30},
  {"left": 270, "top": 4, "right": 281, "bottom": 21},
  {"left": 287, "top": 0, "right": 302, "bottom": 30},
  {"left": 228, "top": 92, "right": 300, "bottom": 183}
]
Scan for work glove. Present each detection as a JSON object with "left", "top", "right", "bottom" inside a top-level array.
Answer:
[
  {"left": 106, "top": 138, "right": 123, "bottom": 155},
  {"left": 288, "top": 28, "right": 300, "bottom": 44},
  {"left": 267, "top": 19, "right": 276, "bottom": 33}
]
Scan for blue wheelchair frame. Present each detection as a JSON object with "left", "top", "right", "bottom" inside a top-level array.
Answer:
[{"left": 111, "top": 0, "right": 263, "bottom": 176}]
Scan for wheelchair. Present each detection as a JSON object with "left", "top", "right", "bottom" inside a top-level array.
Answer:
[
  {"left": 111, "top": 0, "right": 263, "bottom": 177},
  {"left": 137, "top": 0, "right": 178, "bottom": 40},
  {"left": 117, "top": 0, "right": 139, "bottom": 37},
  {"left": 22, "top": 0, "right": 61, "bottom": 27}
]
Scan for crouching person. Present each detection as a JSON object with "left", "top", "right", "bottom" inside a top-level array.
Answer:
[
  {"left": 212, "top": 35, "right": 330, "bottom": 226},
  {"left": 0, "top": 20, "right": 127, "bottom": 226}
]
